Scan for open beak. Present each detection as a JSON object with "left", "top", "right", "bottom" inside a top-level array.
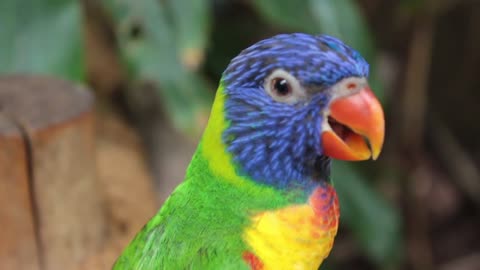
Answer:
[{"left": 321, "top": 84, "right": 385, "bottom": 161}]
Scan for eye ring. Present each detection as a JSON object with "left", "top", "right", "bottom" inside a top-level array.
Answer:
[{"left": 264, "top": 69, "right": 306, "bottom": 104}]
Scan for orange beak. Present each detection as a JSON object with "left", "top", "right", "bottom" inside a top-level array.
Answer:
[{"left": 321, "top": 86, "right": 385, "bottom": 161}]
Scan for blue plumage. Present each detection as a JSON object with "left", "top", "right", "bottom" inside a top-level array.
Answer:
[
  {"left": 223, "top": 33, "right": 369, "bottom": 88},
  {"left": 222, "top": 33, "right": 369, "bottom": 189}
]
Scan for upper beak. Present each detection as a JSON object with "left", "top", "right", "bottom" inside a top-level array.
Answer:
[{"left": 321, "top": 83, "right": 385, "bottom": 161}]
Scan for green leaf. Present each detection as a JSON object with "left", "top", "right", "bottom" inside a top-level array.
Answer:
[
  {"left": 0, "top": 0, "right": 84, "bottom": 81},
  {"left": 104, "top": 0, "right": 213, "bottom": 136},
  {"left": 309, "top": 0, "right": 373, "bottom": 59},
  {"left": 333, "top": 161, "right": 402, "bottom": 265},
  {"left": 250, "top": 0, "right": 318, "bottom": 33},
  {"left": 165, "top": 0, "right": 210, "bottom": 70}
]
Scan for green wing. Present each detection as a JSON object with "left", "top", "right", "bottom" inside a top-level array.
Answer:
[
  {"left": 113, "top": 220, "right": 166, "bottom": 269},
  {"left": 112, "top": 180, "right": 251, "bottom": 270}
]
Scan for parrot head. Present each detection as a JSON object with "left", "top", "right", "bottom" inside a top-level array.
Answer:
[{"left": 218, "top": 33, "right": 384, "bottom": 188}]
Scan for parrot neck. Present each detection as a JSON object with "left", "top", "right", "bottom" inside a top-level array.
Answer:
[{"left": 198, "top": 83, "right": 330, "bottom": 195}]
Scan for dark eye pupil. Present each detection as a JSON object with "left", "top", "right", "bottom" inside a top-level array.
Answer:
[{"left": 273, "top": 78, "right": 291, "bottom": 96}]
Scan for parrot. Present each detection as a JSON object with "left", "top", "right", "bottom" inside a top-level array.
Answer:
[{"left": 113, "top": 33, "right": 385, "bottom": 270}]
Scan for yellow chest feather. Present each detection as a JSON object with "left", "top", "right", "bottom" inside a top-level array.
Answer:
[{"left": 243, "top": 186, "right": 339, "bottom": 270}]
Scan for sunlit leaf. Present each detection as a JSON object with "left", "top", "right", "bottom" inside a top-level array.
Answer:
[
  {"left": 0, "top": 0, "right": 84, "bottom": 81},
  {"left": 333, "top": 161, "right": 402, "bottom": 265}
]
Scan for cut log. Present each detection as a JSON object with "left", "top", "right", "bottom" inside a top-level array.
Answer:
[
  {"left": 0, "top": 75, "right": 105, "bottom": 270},
  {"left": 0, "top": 114, "right": 40, "bottom": 270}
]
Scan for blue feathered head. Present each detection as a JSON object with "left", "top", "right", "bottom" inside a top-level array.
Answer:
[{"left": 221, "top": 33, "right": 384, "bottom": 189}]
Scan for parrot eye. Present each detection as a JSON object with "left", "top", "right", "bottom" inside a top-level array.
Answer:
[
  {"left": 265, "top": 69, "right": 306, "bottom": 104},
  {"left": 271, "top": 78, "right": 292, "bottom": 96}
]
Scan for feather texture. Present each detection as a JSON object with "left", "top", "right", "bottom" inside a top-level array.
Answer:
[{"left": 114, "top": 33, "right": 371, "bottom": 270}]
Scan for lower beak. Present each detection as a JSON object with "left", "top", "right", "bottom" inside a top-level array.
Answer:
[{"left": 321, "top": 87, "right": 385, "bottom": 161}]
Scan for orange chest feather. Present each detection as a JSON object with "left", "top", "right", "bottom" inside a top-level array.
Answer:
[{"left": 243, "top": 185, "right": 340, "bottom": 270}]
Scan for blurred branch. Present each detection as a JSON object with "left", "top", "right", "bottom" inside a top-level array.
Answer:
[
  {"left": 400, "top": 16, "right": 433, "bottom": 149},
  {"left": 82, "top": 0, "right": 127, "bottom": 96},
  {"left": 406, "top": 163, "right": 434, "bottom": 270},
  {"left": 401, "top": 10, "right": 436, "bottom": 270},
  {"left": 430, "top": 118, "right": 480, "bottom": 208},
  {"left": 400, "top": 0, "right": 474, "bottom": 148},
  {"left": 427, "top": 0, "right": 473, "bottom": 17},
  {"left": 439, "top": 252, "right": 480, "bottom": 270},
  {"left": 427, "top": 3, "right": 480, "bottom": 208}
]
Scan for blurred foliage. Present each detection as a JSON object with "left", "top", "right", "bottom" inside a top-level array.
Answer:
[
  {"left": 103, "top": 0, "right": 213, "bottom": 136},
  {"left": 0, "top": 0, "right": 402, "bottom": 269},
  {"left": 0, "top": 0, "right": 84, "bottom": 81},
  {"left": 334, "top": 162, "right": 402, "bottom": 266}
]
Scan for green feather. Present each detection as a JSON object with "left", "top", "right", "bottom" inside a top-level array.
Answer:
[
  {"left": 113, "top": 83, "right": 300, "bottom": 269},
  {"left": 113, "top": 143, "right": 292, "bottom": 269}
]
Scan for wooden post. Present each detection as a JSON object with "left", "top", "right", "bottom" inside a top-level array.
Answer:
[
  {"left": 0, "top": 75, "right": 106, "bottom": 270},
  {"left": 0, "top": 114, "right": 40, "bottom": 269}
]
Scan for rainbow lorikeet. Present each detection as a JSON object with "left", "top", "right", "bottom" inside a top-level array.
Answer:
[{"left": 114, "top": 33, "right": 385, "bottom": 270}]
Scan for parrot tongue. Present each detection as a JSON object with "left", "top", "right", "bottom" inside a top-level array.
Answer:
[{"left": 328, "top": 116, "right": 353, "bottom": 141}]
